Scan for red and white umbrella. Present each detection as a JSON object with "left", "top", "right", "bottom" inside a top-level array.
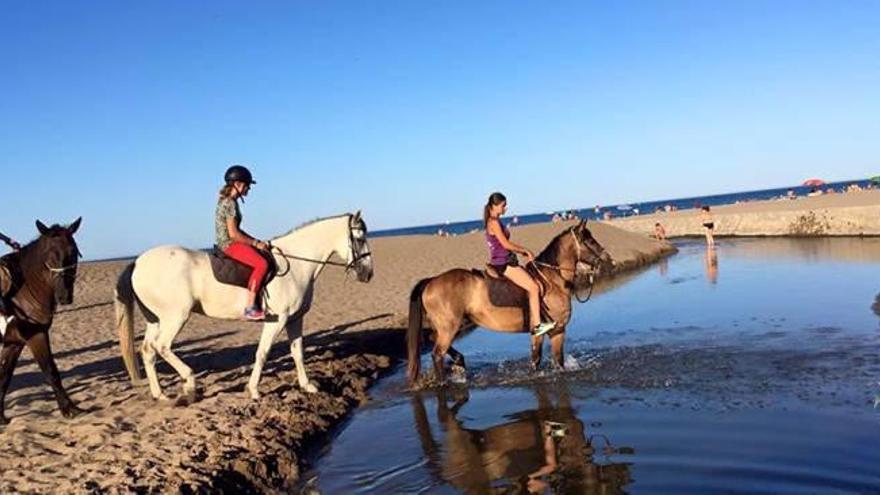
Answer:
[{"left": 802, "top": 178, "right": 826, "bottom": 187}]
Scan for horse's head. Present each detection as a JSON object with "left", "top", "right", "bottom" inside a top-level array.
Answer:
[
  {"left": 570, "top": 220, "right": 614, "bottom": 281},
  {"left": 339, "top": 211, "right": 373, "bottom": 283},
  {"left": 35, "top": 217, "right": 82, "bottom": 305}
]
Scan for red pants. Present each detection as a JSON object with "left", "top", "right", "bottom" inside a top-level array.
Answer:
[{"left": 224, "top": 242, "right": 269, "bottom": 294}]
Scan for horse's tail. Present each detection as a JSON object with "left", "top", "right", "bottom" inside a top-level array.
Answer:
[
  {"left": 115, "top": 262, "right": 143, "bottom": 384},
  {"left": 407, "top": 277, "right": 432, "bottom": 386}
]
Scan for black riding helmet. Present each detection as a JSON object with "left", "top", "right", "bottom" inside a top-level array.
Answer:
[{"left": 224, "top": 165, "right": 256, "bottom": 185}]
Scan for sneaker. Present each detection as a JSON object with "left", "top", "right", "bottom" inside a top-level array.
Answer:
[
  {"left": 244, "top": 306, "right": 265, "bottom": 321},
  {"left": 532, "top": 321, "right": 556, "bottom": 337}
]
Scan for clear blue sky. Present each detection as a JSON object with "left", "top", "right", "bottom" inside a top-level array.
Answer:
[{"left": 2, "top": 1, "right": 878, "bottom": 259}]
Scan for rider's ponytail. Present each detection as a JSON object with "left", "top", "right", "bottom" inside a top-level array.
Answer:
[
  {"left": 483, "top": 192, "right": 507, "bottom": 227},
  {"left": 219, "top": 184, "right": 236, "bottom": 199}
]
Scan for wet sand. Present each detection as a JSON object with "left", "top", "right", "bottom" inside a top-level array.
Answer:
[
  {"left": 611, "top": 189, "right": 880, "bottom": 237},
  {"left": 0, "top": 220, "right": 672, "bottom": 492}
]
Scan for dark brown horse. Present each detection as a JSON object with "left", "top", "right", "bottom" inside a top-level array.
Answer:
[
  {"left": 0, "top": 218, "right": 83, "bottom": 424},
  {"left": 407, "top": 220, "right": 613, "bottom": 386}
]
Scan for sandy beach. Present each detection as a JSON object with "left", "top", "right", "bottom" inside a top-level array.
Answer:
[
  {"left": 610, "top": 189, "right": 880, "bottom": 237},
  {"left": 0, "top": 220, "right": 672, "bottom": 492}
]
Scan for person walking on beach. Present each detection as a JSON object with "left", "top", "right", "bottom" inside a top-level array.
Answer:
[
  {"left": 700, "top": 206, "right": 715, "bottom": 248},
  {"left": 216, "top": 165, "right": 271, "bottom": 320},
  {"left": 484, "top": 192, "right": 556, "bottom": 336},
  {"left": 0, "top": 231, "right": 22, "bottom": 336}
]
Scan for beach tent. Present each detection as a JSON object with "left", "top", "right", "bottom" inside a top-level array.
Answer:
[{"left": 801, "top": 179, "right": 825, "bottom": 187}]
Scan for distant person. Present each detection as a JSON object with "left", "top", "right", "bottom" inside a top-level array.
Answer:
[
  {"left": 216, "top": 165, "right": 270, "bottom": 320},
  {"left": 603, "top": 211, "right": 613, "bottom": 221},
  {"left": 0, "top": 231, "right": 21, "bottom": 336},
  {"left": 484, "top": 192, "right": 556, "bottom": 337},
  {"left": 653, "top": 222, "right": 667, "bottom": 241},
  {"left": 807, "top": 187, "right": 822, "bottom": 197},
  {"left": 701, "top": 206, "right": 715, "bottom": 248},
  {"left": 786, "top": 189, "right": 796, "bottom": 200}
]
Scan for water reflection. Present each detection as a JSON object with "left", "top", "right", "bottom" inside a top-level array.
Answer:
[
  {"left": 873, "top": 293, "right": 880, "bottom": 318},
  {"left": 411, "top": 386, "right": 633, "bottom": 494},
  {"left": 704, "top": 247, "right": 718, "bottom": 285}
]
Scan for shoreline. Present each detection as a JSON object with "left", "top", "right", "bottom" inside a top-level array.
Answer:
[{"left": 609, "top": 190, "right": 880, "bottom": 238}]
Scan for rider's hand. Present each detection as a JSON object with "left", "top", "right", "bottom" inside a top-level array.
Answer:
[
  {"left": 255, "top": 240, "right": 269, "bottom": 251},
  {"left": 524, "top": 250, "right": 535, "bottom": 263}
]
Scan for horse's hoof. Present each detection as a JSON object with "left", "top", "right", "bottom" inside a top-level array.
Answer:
[
  {"left": 155, "top": 393, "right": 172, "bottom": 402},
  {"left": 301, "top": 382, "right": 318, "bottom": 394},
  {"left": 62, "top": 405, "right": 85, "bottom": 419},
  {"left": 247, "top": 388, "right": 261, "bottom": 400}
]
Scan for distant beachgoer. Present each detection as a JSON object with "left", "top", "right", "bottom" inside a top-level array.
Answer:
[
  {"left": 786, "top": 189, "right": 795, "bottom": 200},
  {"left": 484, "top": 192, "right": 556, "bottom": 337},
  {"left": 653, "top": 222, "right": 667, "bottom": 241},
  {"left": 700, "top": 206, "right": 715, "bottom": 248},
  {"left": 603, "top": 211, "right": 612, "bottom": 221},
  {"left": 807, "top": 187, "right": 822, "bottom": 197},
  {"left": 216, "top": 165, "right": 270, "bottom": 321}
]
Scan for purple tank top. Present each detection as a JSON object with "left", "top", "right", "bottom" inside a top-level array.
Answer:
[{"left": 486, "top": 222, "right": 511, "bottom": 265}]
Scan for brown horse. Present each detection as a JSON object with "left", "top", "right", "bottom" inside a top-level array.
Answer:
[
  {"left": 0, "top": 219, "right": 83, "bottom": 424},
  {"left": 407, "top": 220, "right": 613, "bottom": 386}
]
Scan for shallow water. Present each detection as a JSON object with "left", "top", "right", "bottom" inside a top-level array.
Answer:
[{"left": 309, "top": 238, "right": 880, "bottom": 494}]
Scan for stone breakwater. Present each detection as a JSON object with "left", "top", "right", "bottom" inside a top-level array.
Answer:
[{"left": 609, "top": 190, "right": 880, "bottom": 238}]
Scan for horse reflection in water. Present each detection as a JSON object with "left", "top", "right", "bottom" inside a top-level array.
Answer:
[{"left": 411, "top": 386, "right": 633, "bottom": 494}]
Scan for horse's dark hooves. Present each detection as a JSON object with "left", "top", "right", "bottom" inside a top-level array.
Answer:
[
  {"left": 175, "top": 389, "right": 200, "bottom": 407},
  {"left": 62, "top": 405, "right": 85, "bottom": 419}
]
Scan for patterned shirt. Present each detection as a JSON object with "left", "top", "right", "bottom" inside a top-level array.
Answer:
[{"left": 215, "top": 197, "right": 241, "bottom": 251}]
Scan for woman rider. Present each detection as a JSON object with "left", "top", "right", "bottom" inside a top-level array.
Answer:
[
  {"left": 216, "top": 165, "right": 270, "bottom": 321},
  {"left": 484, "top": 192, "right": 556, "bottom": 336},
  {"left": 0, "top": 231, "right": 21, "bottom": 335}
]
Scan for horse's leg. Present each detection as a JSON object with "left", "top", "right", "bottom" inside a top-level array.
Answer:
[
  {"left": 0, "top": 342, "right": 24, "bottom": 424},
  {"left": 284, "top": 316, "right": 317, "bottom": 394},
  {"left": 25, "top": 331, "right": 82, "bottom": 418},
  {"left": 432, "top": 329, "right": 455, "bottom": 385},
  {"left": 446, "top": 345, "right": 467, "bottom": 383},
  {"left": 247, "top": 318, "right": 286, "bottom": 400},
  {"left": 141, "top": 322, "right": 167, "bottom": 400},
  {"left": 531, "top": 333, "right": 545, "bottom": 371},
  {"left": 153, "top": 315, "right": 196, "bottom": 404},
  {"left": 550, "top": 327, "right": 566, "bottom": 370}
]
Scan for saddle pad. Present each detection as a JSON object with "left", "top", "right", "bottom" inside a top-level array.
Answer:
[{"left": 208, "top": 248, "right": 277, "bottom": 289}]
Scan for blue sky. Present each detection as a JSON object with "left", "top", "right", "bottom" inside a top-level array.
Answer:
[{"left": 2, "top": 1, "right": 878, "bottom": 259}]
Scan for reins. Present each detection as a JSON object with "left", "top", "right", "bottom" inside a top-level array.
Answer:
[{"left": 531, "top": 229, "right": 599, "bottom": 304}]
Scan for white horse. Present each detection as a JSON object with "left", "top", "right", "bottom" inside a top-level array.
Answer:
[{"left": 114, "top": 212, "right": 373, "bottom": 401}]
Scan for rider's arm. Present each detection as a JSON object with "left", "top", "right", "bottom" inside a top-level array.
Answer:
[
  {"left": 487, "top": 220, "right": 532, "bottom": 257},
  {"left": 226, "top": 217, "right": 266, "bottom": 249}
]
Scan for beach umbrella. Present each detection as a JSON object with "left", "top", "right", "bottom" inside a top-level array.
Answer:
[{"left": 801, "top": 178, "right": 825, "bottom": 187}]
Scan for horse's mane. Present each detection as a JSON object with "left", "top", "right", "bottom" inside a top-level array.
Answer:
[
  {"left": 278, "top": 213, "right": 350, "bottom": 238},
  {"left": 536, "top": 227, "right": 574, "bottom": 265}
]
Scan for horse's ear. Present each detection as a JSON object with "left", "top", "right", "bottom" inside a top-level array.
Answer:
[
  {"left": 353, "top": 210, "right": 362, "bottom": 221},
  {"left": 68, "top": 217, "right": 82, "bottom": 235},
  {"left": 36, "top": 220, "right": 50, "bottom": 235}
]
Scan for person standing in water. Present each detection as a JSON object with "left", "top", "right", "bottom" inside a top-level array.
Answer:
[
  {"left": 700, "top": 205, "right": 715, "bottom": 248},
  {"left": 484, "top": 192, "right": 556, "bottom": 336},
  {"left": 216, "top": 165, "right": 270, "bottom": 320}
]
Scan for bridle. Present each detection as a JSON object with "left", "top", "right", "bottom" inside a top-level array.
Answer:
[
  {"left": 269, "top": 216, "right": 372, "bottom": 277},
  {"left": 532, "top": 228, "right": 604, "bottom": 303}
]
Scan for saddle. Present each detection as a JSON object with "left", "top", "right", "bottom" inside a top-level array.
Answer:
[
  {"left": 472, "top": 264, "right": 551, "bottom": 331},
  {"left": 208, "top": 246, "right": 277, "bottom": 290}
]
